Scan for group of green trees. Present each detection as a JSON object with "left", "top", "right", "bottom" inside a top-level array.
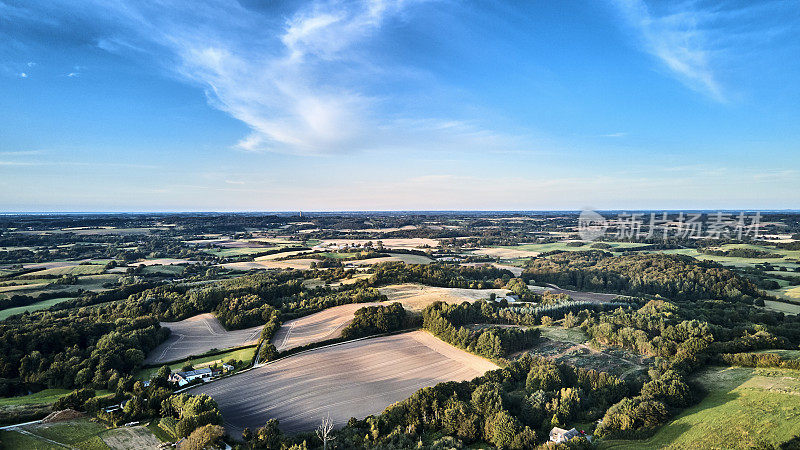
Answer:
[
  {"left": 523, "top": 251, "right": 764, "bottom": 303},
  {"left": 0, "top": 310, "right": 166, "bottom": 396},
  {"left": 699, "top": 247, "right": 780, "bottom": 258},
  {"left": 340, "top": 303, "right": 412, "bottom": 340},
  {"left": 370, "top": 262, "right": 513, "bottom": 289},
  {"left": 422, "top": 301, "right": 540, "bottom": 359},
  {"left": 49, "top": 365, "right": 223, "bottom": 439},
  {"left": 716, "top": 352, "right": 800, "bottom": 369}
]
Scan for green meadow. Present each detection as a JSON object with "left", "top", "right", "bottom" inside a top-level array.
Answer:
[
  {"left": 0, "top": 297, "right": 74, "bottom": 321},
  {"left": 600, "top": 366, "right": 800, "bottom": 449},
  {"left": 502, "top": 241, "right": 652, "bottom": 254},
  {"left": 136, "top": 345, "right": 257, "bottom": 380}
]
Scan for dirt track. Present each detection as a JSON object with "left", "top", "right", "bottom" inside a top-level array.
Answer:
[
  {"left": 270, "top": 302, "right": 383, "bottom": 351},
  {"left": 191, "top": 331, "right": 497, "bottom": 435},
  {"left": 144, "top": 314, "right": 262, "bottom": 365}
]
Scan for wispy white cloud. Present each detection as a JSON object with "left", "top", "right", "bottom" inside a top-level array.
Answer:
[
  {"left": 611, "top": 0, "right": 725, "bottom": 101},
  {"left": 6, "top": 0, "right": 527, "bottom": 156}
]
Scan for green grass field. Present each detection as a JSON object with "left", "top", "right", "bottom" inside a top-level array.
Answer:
[
  {"left": 763, "top": 300, "right": 800, "bottom": 315},
  {"left": 0, "top": 389, "right": 110, "bottom": 408},
  {"left": 502, "top": 241, "right": 652, "bottom": 254},
  {"left": 0, "top": 281, "right": 49, "bottom": 294},
  {"left": 0, "top": 297, "right": 74, "bottom": 321},
  {"left": 600, "top": 366, "right": 800, "bottom": 449},
  {"left": 136, "top": 345, "right": 256, "bottom": 380},
  {"left": 538, "top": 326, "right": 589, "bottom": 344},
  {"left": 656, "top": 245, "right": 800, "bottom": 270},
  {"left": 0, "top": 419, "right": 110, "bottom": 449},
  {"left": 32, "top": 265, "right": 106, "bottom": 276},
  {"left": 202, "top": 247, "right": 278, "bottom": 257},
  {"left": 0, "top": 389, "right": 71, "bottom": 407},
  {"left": 0, "top": 429, "right": 62, "bottom": 449},
  {"left": 140, "top": 265, "right": 185, "bottom": 275}
]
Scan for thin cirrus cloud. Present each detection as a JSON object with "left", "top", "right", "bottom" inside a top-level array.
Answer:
[
  {"left": 13, "top": 0, "right": 521, "bottom": 156},
  {"left": 609, "top": 0, "right": 793, "bottom": 103},
  {"left": 611, "top": 0, "right": 725, "bottom": 101}
]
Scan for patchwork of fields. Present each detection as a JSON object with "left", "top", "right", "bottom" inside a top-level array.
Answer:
[{"left": 191, "top": 331, "right": 498, "bottom": 435}]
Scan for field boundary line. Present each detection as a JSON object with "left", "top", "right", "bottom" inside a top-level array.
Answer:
[{"left": 180, "top": 328, "right": 422, "bottom": 394}]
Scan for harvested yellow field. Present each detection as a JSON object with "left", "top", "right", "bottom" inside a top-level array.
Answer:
[
  {"left": 271, "top": 302, "right": 384, "bottom": 351},
  {"left": 191, "top": 331, "right": 498, "bottom": 435},
  {"left": 349, "top": 253, "right": 433, "bottom": 266},
  {"left": 472, "top": 247, "right": 539, "bottom": 259},
  {"left": 221, "top": 259, "right": 317, "bottom": 271},
  {"left": 318, "top": 238, "right": 439, "bottom": 250},
  {"left": 378, "top": 283, "right": 509, "bottom": 310},
  {"left": 255, "top": 250, "right": 314, "bottom": 261}
]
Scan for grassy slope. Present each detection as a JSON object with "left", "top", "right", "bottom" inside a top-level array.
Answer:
[
  {"left": 0, "top": 389, "right": 71, "bottom": 407},
  {"left": 767, "top": 286, "right": 800, "bottom": 302},
  {"left": 764, "top": 300, "right": 800, "bottom": 315},
  {"left": 600, "top": 367, "right": 800, "bottom": 449},
  {"left": 136, "top": 345, "right": 257, "bottom": 380},
  {"left": 0, "top": 298, "right": 74, "bottom": 321},
  {"left": 538, "top": 326, "right": 589, "bottom": 344},
  {"left": 502, "top": 241, "right": 651, "bottom": 253}
]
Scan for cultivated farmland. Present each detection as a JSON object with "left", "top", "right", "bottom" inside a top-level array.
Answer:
[
  {"left": 191, "top": 331, "right": 498, "bottom": 435},
  {"left": 270, "top": 302, "right": 383, "bottom": 351},
  {"left": 378, "top": 283, "right": 510, "bottom": 310},
  {"left": 144, "top": 314, "right": 262, "bottom": 365},
  {"left": 221, "top": 258, "right": 318, "bottom": 271}
]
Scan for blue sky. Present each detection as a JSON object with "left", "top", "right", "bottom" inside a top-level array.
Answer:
[{"left": 1, "top": 0, "right": 799, "bottom": 211}]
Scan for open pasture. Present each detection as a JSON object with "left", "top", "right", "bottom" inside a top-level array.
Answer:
[
  {"left": 600, "top": 366, "right": 800, "bottom": 449},
  {"left": 30, "top": 264, "right": 106, "bottom": 276},
  {"left": 490, "top": 241, "right": 651, "bottom": 258},
  {"left": 763, "top": 299, "right": 800, "bottom": 315},
  {"left": 0, "top": 297, "right": 74, "bottom": 321},
  {"left": 528, "top": 284, "right": 620, "bottom": 303},
  {"left": 767, "top": 285, "right": 800, "bottom": 302},
  {"left": 255, "top": 249, "right": 313, "bottom": 261},
  {"left": 471, "top": 247, "right": 540, "bottom": 259},
  {"left": 144, "top": 313, "right": 263, "bottom": 365},
  {"left": 203, "top": 247, "right": 278, "bottom": 257},
  {"left": 317, "top": 238, "right": 440, "bottom": 250},
  {"left": 378, "top": 283, "right": 509, "bottom": 310},
  {"left": 271, "top": 302, "right": 384, "bottom": 351},
  {"left": 349, "top": 253, "right": 434, "bottom": 266},
  {"left": 130, "top": 258, "right": 193, "bottom": 266},
  {"left": 191, "top": 331, "right": 498, "bottom": 435},
  {"left": 221, "top": 258, "right": 317, "bottom": 271}
]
